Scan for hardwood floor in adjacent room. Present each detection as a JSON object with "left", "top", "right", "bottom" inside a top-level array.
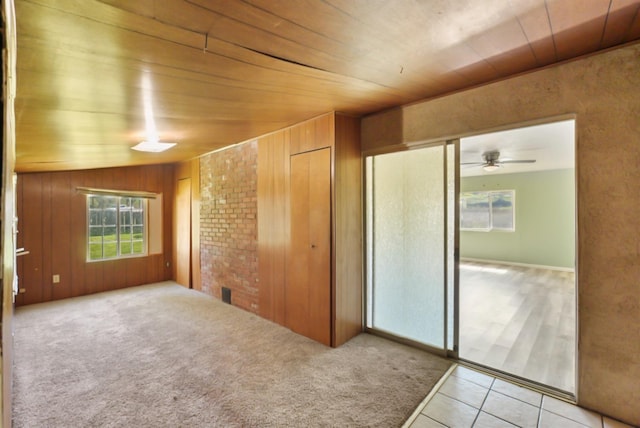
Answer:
[{"left": 458, "top": 261, "right": 576, "bottom": 393}]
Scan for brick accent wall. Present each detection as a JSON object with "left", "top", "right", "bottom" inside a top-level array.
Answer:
[{"left": 199, "top": 141, "right": 258, "bottom": 313}]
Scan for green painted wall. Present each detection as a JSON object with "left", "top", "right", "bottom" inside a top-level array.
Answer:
[{"left": 460, "top": 168, "right": 575, "bottom": 268}]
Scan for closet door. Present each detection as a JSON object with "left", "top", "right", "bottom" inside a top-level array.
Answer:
[{"left": 287, "top": 148, "right": 331, "bottom": 346}]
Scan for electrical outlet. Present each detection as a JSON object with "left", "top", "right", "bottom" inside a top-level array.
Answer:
[{"left": 52, "top": 274, "right": 60, "bottom": 283}]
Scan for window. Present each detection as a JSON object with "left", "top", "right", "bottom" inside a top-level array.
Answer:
[
  {"left": 88, "top": 195, "right": 147, "bottom": 261},
  {"left": 460, "top": 190, "right": 514, "bottom": 231}
]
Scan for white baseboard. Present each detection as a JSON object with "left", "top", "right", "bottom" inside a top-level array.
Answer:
[{"left": 460, "top": 257, "right": 575, "bottom": 273}]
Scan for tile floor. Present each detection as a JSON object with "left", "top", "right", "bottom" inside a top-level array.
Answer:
[{"left": 406, "top": 365, "right": 636, "bottom": 428}]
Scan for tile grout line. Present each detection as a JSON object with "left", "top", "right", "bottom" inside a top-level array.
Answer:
[
  {"left": 402, "top": 363, "right": 458, "bottom": 428},
  {"left": 536, "top": 395, "right": 543, "bottom": 428},
  {"left": 490, "top": 388, "right": 542, "bottom": 409},
  {"left": 470, "top": 376, "right": 495, "bottom": 427},
  {"left": 536, "top": 393, "right": 545, "bottom": 427},
  {"left": 541, "top": 407, "right": 602, "bottom": 428}
]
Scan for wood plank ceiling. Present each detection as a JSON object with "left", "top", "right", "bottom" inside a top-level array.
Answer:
[{"left": 14, "top": 0, "right": 640, "bottom": 172}]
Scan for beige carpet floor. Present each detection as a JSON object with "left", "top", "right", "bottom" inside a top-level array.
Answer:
[{"left": 12, "top": 282, "right": 451, "bottom": 427}]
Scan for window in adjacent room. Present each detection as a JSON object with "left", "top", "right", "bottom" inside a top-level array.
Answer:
[
  {"left": 87, "top": 195, "right": 147, "bottom": 261},
  {"left": 460, "top": 190, "right": 515, "bottom": 231}
]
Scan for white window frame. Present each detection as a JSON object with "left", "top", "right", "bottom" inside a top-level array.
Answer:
[
  {"left": 87, "top": 194, "right": 148, "bottom": 261},
  {"left": 460, "top": 190, "right": 515, "bottom": 232}
]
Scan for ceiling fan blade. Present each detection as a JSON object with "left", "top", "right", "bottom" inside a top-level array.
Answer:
[
  {"left": 498, "top": 159, "right": 536, "bottom": 164},
  {"left": 460, "top": 162, "right": 486, "bottom": 165}
]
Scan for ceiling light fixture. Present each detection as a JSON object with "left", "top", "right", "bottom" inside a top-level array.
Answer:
[
  {"left": 132, "top": 141, "right": 176, "bottom": 153},
  {"left": 133, "top": 74, "right": 177, "bottom": 153},
  {"left": 483, "top": 163, "right": 500, "bottom": 172}
]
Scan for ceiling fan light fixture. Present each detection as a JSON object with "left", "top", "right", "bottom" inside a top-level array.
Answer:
[
  {"left": 132, "top": 140, "right": 177, "bottom": 153},
  {"left": 483, "top": 164, "right": 500, "bottom": 172}
]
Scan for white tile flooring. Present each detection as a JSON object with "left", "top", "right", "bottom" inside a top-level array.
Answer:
[{"left": 405, "top": 365, "right": 635, "bottom": 428}]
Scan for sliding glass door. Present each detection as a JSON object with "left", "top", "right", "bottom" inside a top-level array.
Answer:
[
  {"left": 366, "top": 120, "right": 577, "bottom": 395},
  {"left": 366, "top": 142, "right": 456, "bottom": 352}
]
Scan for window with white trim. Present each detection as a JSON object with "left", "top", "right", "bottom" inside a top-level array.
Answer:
[
  {"left": 88, "top": 195, "right": 147, "bottom": 261},
  {"left": 460, "top": 190, "right": 515, "bottom": 231}
]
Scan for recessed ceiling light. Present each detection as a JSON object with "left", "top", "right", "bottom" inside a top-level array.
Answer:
[{"left": 132, "top": 141, "right": 177, "bottom": 153}]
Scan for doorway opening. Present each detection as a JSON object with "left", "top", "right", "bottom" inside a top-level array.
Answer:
[
  {"left": 458, "top": 119, "right": 576, "bottom": 393},
  {"left": 365, "top": 118, "right": 577, "bottom": 394}
]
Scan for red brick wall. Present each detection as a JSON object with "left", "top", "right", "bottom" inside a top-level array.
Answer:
[{"left": 199, "top": 141, "right": 258, "bottom": 313}]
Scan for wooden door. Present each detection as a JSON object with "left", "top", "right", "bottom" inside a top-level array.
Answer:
[
  {"left": 176, "top": 178, "right": 191, "bottom": 287},
  {"left": 287, "top": 148, "right": 331, "bottom": 345}
]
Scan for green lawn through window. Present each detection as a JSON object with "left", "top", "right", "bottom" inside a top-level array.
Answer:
[{"left": 89, "top": 234, "right": 144, "bottom": 260}]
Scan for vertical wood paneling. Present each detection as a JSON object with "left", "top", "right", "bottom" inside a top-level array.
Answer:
[
  {"left": 18, "top": 174, "right": 44, "bottom": 305},
  {"left": 256, "top": 112, "right": 363, "bottom": 346},
  {"left": 289, "top": 121, "right": 303, "bottom": 155},
  {"left": 257, "top": 131, "right": 289, "bottom": 324},
  {"left": 173, "top": 160, "right": 200, "bottom": 289},
  {"left": 176, "top": 177, "right": 191, "bottom": 287},
  {"left": 190, "top": 159, "right": 201, "bottom": 291},
  {"left": 333, "top": 114, "right": 363, "bottom": 347},
  {"left": 125, "top": 257, "right": 146, "bottom": 288},
  {"left": 70, "top": 170, "right": 87, "bottom": 297},
  {"left": 287, "top": 148, "right": 331, "bottom": 346},
  {"left": 16, "top": 165, "right": 174, "bottom": 306},
  {"left": 307, "top": 148, "right": 332, "bottom": 346},
  {"left": 50, "top": 172, "right": 72, "bottom": 300},
  {"left": 314, "top": 113, "right": 332, "bottom": 151},
  {"left": 40, "top": 173, "right": 53, "bottom": 302},
  {"left": 103, "top": 259, "right": 126, "bottom": 290},
  {"left": 163, "top": 164, "right": 175, "bottom": 280},
  {"left": 282, "top": 130, "right": 291, "bottom": 325},
  {"left": 289, "top": 113, "right": 333, "bottom": 155}
]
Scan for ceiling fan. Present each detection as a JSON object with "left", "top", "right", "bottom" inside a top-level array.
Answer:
[{"left": 461, "top": 151, "right": 536, "bottom": 172}]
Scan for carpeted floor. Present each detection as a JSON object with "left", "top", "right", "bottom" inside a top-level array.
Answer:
[{"left": 12, "top": 282, "right": 451, "bottom": 427}]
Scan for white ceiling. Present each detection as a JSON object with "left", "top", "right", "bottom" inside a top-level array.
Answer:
[{"left": 460, "top": 120, "right": 575, "bottom": 177}]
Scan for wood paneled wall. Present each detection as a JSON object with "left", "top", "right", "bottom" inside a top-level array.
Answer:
[
  {"left": 333, "top": 114, "right": 363, "bottom": 346},
  {"left": 15, "top": 164, "right": 174, "bottom": 306},
  {"left": 257, "top": 112, "right": 363, "bottom": 347},
  {"left": 174, "top": 159, "right": 201, "bottom": 291},
  {"left": 257, "top": 130, "right": 289, "bottom": 325}
]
